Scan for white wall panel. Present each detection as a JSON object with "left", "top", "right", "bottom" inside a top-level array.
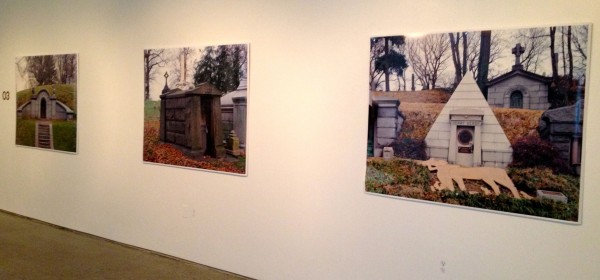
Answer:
[{"left": 1, "top": 0, "right": 599, "bottom": 279}]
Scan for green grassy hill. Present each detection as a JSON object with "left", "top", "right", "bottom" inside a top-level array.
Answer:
[{"left": 16, "top": 84, "right": 77, "bottom": 111}]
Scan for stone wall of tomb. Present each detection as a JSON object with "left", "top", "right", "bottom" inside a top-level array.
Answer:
[{"left": 487, "top": 75, "right": 550, "bottom": 110}]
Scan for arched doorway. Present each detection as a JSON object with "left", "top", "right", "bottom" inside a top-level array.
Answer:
[
  {"left": 510, "top": 91, "right": 523, "bottom": 108},
  {"left": 40, "top": 98, "right": 47, "bottom": 119}
]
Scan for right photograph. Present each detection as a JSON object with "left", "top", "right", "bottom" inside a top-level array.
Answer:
[{"left": 367, "top": 24, "right": 590, "bottom": 222}]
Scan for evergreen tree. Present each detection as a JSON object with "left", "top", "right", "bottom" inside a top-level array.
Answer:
[
  {"left": 370, "top": 36, "right": 408, "bottom": 91},
  {"left": 193, "top": 47, "right": 217, "bottom": 88},
  {"left": 193, "top": 45, "right": 245, "bottom": 93}
]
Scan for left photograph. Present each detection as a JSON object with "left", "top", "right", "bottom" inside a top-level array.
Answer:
[
  {"left": 143, "top": 44, "right": 248, "bottom": 175},
  {"left": 15, "top": 54, "right": 78, "bottom": 153}
]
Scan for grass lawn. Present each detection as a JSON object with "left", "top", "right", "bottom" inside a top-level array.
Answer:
[
  {"left": 15, "top": 119, "right": 76, "bottom": 152},
  {"left": 17, "top": 84, "right": 76, "bottom": 111},
  {"left": 366, "top": 158, "right": 579, "bottom": 221},
  {"left": 145, "top": 99, "right": 160, "bottom": 121},
  {"left": 16, "top": 119, "right": 36, "bottom": 146},
  {"left": 53, "top": 121, "right": 77, "bottom": 152}
]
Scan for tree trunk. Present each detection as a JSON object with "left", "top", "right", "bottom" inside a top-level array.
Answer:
[
  {"left": 567, "top": 26, "right": 573, "bottom": 79},
  {"left": 549, "top": 26, "right": 561, "bottom": 107},
  {"left": 550, "top": 27, "right": 558, "bottom": 81},
  {"left": 384, "top": 38, "right": 390, "bottom": 91},
  {"left": 448, "top": 33, "right": 462, "bottom": 88},
  {"left": 561, "top": 27, "right": 567, "bottom": 75},
  {"left": 144, "top": 51, "right": 150, "bottom": 100},
  {"left": 477, "top": 30, "right": 491, "bottom": 98},
  {"left": 461, "top": 32, "right": 468, "bottom": 76}
]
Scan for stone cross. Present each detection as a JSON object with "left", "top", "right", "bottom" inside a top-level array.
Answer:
[
  {"left": 512, "top": 43, "right": 525, "bottom": 66},
  {"left": 162, "top": 71, "right": 170, "bottom": 94}
]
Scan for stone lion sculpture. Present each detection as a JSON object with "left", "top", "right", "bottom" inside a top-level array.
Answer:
[{"left": 418, "top": 159, "right": 522, "bottom": 199}]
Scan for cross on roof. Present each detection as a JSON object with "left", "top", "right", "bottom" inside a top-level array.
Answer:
[
  {"left": 512, "top": 43, "right": 525, "bottom": 67},
  {"left": 162, "top": 71, "right": 170, "bottom": 94}
]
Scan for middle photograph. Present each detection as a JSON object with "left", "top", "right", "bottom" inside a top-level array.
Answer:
[{"left": 143, "top": 44, "right": 248, "bottom": 175}]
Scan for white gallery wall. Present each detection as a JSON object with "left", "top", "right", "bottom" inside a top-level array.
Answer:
[{"left": 1, "top": 0, "right": 599, "bottom": 279}]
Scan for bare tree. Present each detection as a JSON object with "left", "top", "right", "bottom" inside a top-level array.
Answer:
[
  {"left": 513, "top": 28, "right": 549, "bottom": 74},
  {"left": 144, "top": 49, "right": 167, "bottom": 100},
  {"left": 559, "top": 26, "right": 575, "bottom": 105},
  {"left": 468, "top": 31, "right": 504, "bottom": 80},
  {"left": 369, "top": 38, "right": 385, "bottom": 90},
  {"left": 55, "top": 54, "right": 77, "bottom": 84},
  {"left": 395, "top": 72, "right": 406, "bottom": 91},
  {"left": 548, "top": 26, "right": 567, "bottom": 107},
  {"left": 549, "top": 27, "right": 559, "bottom": 81},
  {"left": 448, "top": 32, "right": 466, "bottom": 88},
  {"left": 561, "top": 26, "right": 567, "bottom": 76},
  {"left": 406, "top": 33, "right": 450, "bottom": 89},
  {"left": 168, "top": 48, "right": 195, "bottom": 88},
  {"left": 15, "top": 57, "right": 31, "bottom": 89},
  {"left": 477, "top": 31, "right": 491, "bottom": 96},
  {"left": 462, "top": 32, "right": 468, "bottom": 77},
  {"left": 567, "top": 26, "right": 573, "bottom": 80},
  {"left": 571, "top": 25, "right": 588, "bottom": 78}
]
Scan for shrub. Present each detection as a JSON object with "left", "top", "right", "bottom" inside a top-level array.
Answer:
[
  {"left": 508, "top": 167, "right": 579, "bottom": 202},
  {"left": 493, "top": 108, "right": 542, "bottom": 144},
  {"left": 52, "top": 121, "right": 77, "bottom": 152},
  {"left": 436, "top": 190, "right": 578, "bottom": 221},
  {"left": 365, "top": 165, "right": 395, "bottom": 193},
  {"left": 366, "top": 159, "right": 432, "bottom": 194},
  {"left": 510, "top": 135, "right": 571, "bottom": 174},
  {"left": 16, "top": 119, "right": 36, "bottom": 146},
  {"left": 391, "top": 138, "right": 428, "bottom": 160}
]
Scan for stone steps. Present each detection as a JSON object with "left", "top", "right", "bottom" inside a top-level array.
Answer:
[{"left": 37, "top": 124, "right": 52, "bottom": 149}]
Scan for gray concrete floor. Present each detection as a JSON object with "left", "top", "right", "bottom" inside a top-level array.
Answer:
[{"left": 0, "top": 210, "right": 252, "bottom": 280}]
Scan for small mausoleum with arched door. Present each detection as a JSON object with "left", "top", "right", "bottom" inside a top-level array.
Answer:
[
  {"left": 486, "top": 43, "right": 552, "bottom": 110},
  {"left": 17, "top": 88, "right": 75, "bottom": 120}
]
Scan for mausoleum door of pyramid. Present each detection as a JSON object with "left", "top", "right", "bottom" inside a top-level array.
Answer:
[
  {"left": 450, "top": 109, "right": 483, "bottom": 167},
  {"left": 425, "top": 73, "right": 512, "bottom": 168}
]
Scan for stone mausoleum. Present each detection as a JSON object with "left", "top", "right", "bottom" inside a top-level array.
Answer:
[
  {"left": 160, "top": 82, "right": 225, "bottom": 159},
  {"left": 220, "top": 78, "right": 247, "bottom": 156},
  {"left": 368, "top": 95, "right": 404, "bottom": 157},
  {"left": 538, "top": 99, "right": 584, "bottom": 174},
  {"left": 486, "top": 43, "right": 552, "bottom": 110},
  {"left": 17, "top": 88, "right": 75, "bottom": 120}
]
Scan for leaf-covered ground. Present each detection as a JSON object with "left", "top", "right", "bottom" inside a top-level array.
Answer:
[{"left": 144, "top": 121, "right": 245, "bottom": 174}]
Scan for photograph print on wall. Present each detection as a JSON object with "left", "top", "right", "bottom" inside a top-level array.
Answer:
[
  {"left": 367, "top": 24, "right": 590, "bottom": 222},
  {"left": 15, "top": 53, "right": 78, "bottom": 153},
  {"left": 143, "top": 44, "right": 248, "bottom": 175}
]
